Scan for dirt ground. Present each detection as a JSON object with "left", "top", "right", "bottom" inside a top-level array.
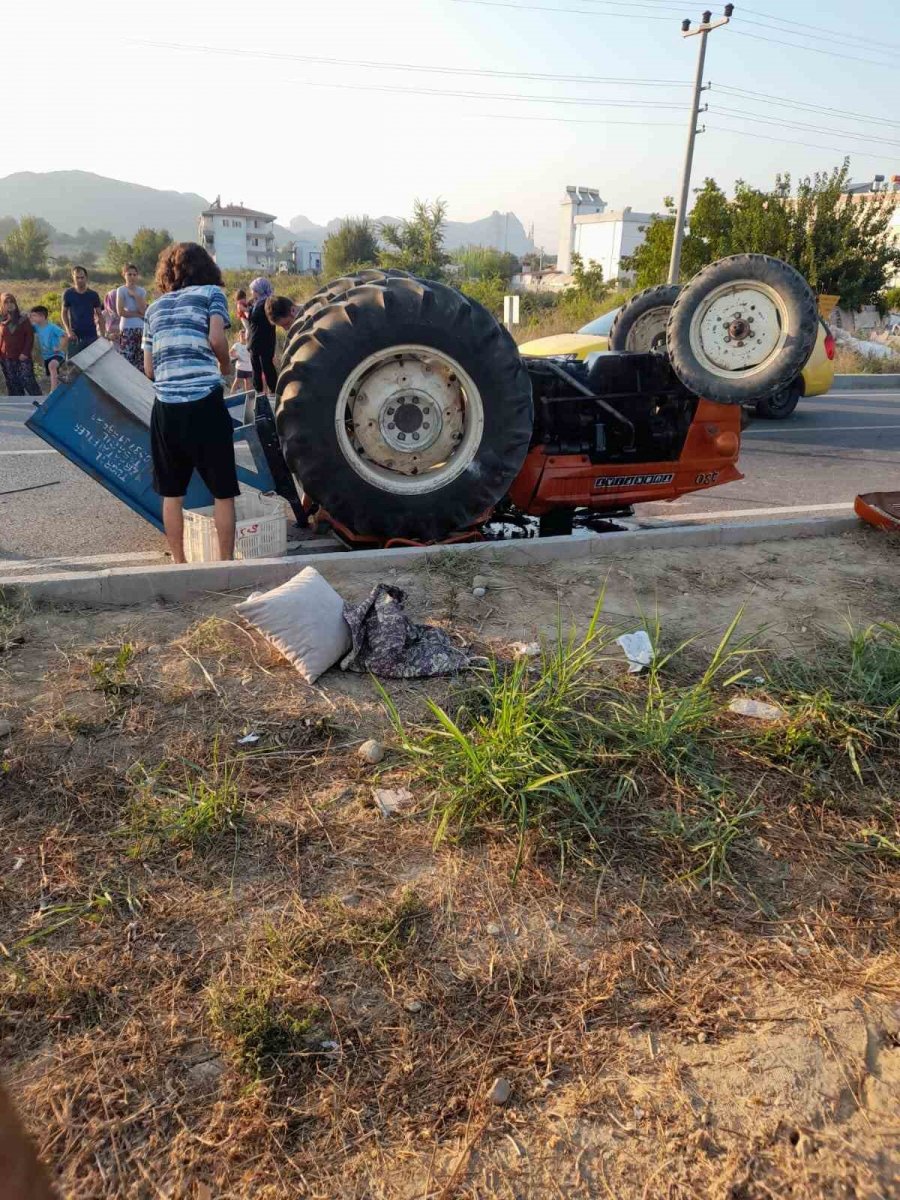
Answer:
[{"left": 1, "top": 527, "right": 898, "bottom": 1199}]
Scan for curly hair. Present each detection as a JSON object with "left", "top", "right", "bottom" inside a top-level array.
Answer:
[{"left": 154, "top": 242, "right": 223, "bottom": 294}]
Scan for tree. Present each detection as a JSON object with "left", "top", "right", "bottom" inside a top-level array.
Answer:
[
  {"left": 131, "top": 228, "right": 172, "bottom": 274},
  {"left": 623, "top": 163, "right": 900, "bottom": 309},
  {"left": 105, "top": 227, "right": 172, "bottom": 275},
  {"left": 322, "top": 217, "right": 379, "bottom": 279},
  {"left": 3, "top": 216, "right": 50, "bottom": 277},
  {"left": 379, "top": 199, "right": 451, "bottom": 280},
  {"left": 567, "top": 253, "right": 611, "bottom": 304},
  {"left": 453, "top": 244, "right": 519, "bottom": 281},
  {"left": 105, "top": 236, "right": 132, "bottom": 272}
]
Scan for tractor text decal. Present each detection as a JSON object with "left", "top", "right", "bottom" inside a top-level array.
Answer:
[{"left": 593, "top": 472, "right": 675, "bottom": 489}]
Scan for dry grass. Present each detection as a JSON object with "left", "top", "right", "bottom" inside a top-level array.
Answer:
[
  {"left": 832, "top": 344, "right": 900, "bottom": 375},
  {"left": 1, "top": 547, "right": 898, "bottom": 1199}
]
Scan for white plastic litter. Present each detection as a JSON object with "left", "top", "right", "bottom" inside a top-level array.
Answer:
[
  {"left": 373, "top": 787, "right": 413, "bottom": 818},
  {"left": 510, "top": 641, "right": 541, "bottom": 658},
  {"left": 728, "top": 697, "right": 785, "bottom": 721},
  {"left": 235, "top": 566, "right": 352, "bottom": 683},
  {"left": 616, "top": 630, "right": 654, "bottom": 673},
  {"left": 237, "top": 733, "right": 260, "bottom": 746}
]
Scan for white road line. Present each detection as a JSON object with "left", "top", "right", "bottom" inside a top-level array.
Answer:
[
  {"left": 744, "top": 424, "right": 900, "bottom": 434},
  {"left": 641, "top": 502, "right": 854, "bottom": 523},
  {"left": 0, "top": 449, "right": 58, "bottom": 455}
]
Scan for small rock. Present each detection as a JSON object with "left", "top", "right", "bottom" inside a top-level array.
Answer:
[
  {"left": 320, "top": 1040, "right": 340, "bottom": 1053},
  {"left": 340, "top": 892, "right": 361, "bottom": 908},
  {"left": 0, "top": 720, "right": 12, "bottom": 739},
  {"left": 486, "top": 922, "right": 502, "bottom": 936},
  {"left": 473, "top": 574, "right": 489, "bottom": 590},
  {"left": 185, "top": 1057, "right": 225, "bottom": 1088},
  {"left": 697, "top": 1031, "right": 708, "bottom": 1044},
  {"left": 373, "top": 787, "right": 413, "bottom": 817},
  {"left": 403, "top": 998, "right": 423, "bottom": 1013},
  {"left": 488, "top": 1076, "right": 512, "bottom": 1105},
  {"left": 472, "top": 587, "right": 487, "bottom": 599},
  {"left": 358, "top": 739, "right": 385, "bottom": 764}
]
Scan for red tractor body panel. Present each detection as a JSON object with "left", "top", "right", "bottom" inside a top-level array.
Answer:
[{"left": 508, "top": 399, "right": 743, "bottom": 514}]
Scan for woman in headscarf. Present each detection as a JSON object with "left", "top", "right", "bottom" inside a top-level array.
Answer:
[
  {"left": 0, "top": 293, "right": 41, "bottom": 397},
  {"left": 247, "top": 276, "right": 277, "bottom": 396}
]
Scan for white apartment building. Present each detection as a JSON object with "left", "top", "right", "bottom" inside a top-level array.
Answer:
[
  {"left": 198, "top": 198, "right": 277, "bottom": 270},
  {"left": 557, "top": 186, "right": 655, "bottom": 282}
]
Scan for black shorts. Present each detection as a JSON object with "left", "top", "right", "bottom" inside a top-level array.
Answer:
[
  {"left": 150, "top": 386, "right": 239, "bottom": 500},
  {"left": 44, "top": 354, "right": 64, "bottom": 376}
]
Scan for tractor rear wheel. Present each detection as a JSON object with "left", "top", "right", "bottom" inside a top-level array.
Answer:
[
  {"left": 276, "top": 276, "right": 533, "bottom": 542},
  {"left": 667, "top": 254, "right": 818, "bottom": 405},
  {"left": 609, "top": 284, "right": 681, "bottom": 352}
]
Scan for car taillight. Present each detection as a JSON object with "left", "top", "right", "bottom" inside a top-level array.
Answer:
[{"left": 825, "top": 332, "right": 835, "bottom": 360}]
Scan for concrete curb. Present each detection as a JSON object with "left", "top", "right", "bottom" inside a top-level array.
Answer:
[
  {"left": 0, "top": 515, "right": 862, "bottom": 607},
  {"left": 833, "top": 374, "right": 900, "bottom": 391}
]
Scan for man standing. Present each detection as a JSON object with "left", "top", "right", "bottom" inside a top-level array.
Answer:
[
  {"left": 61, "top": 267, "right": 103, "bottom": 356},
  {"left": 142, "top": 242, "right": 236, "bottom": 563}
]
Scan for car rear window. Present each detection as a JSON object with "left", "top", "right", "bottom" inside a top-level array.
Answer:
[{"left": 578, "top": 308, "right": 620, "bottom": 336}]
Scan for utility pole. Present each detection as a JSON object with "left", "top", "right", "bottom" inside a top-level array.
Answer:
[{"left": 668, "top": 4, "right": 733, "bottom": 285}]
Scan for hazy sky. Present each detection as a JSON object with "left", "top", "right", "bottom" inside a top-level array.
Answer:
[{"left": 6, "top": 0, "right": 898, "bottom": 247}]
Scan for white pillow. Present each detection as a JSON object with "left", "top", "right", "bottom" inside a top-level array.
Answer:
[{"left": 236, "top": 567, "right": 351, "bottom": 683}]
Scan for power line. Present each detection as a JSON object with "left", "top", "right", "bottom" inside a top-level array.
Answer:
[
  {"left": 738, "top": 4, "right": 900, "bottom": 55},
  {"left": 730, "top": 28, "right": 895, "bottom": 70},
  {"left": 485, "top": 113, "right": 687, "bottom": 125},
  {"left": 706, "top": 121, "right": 897, "bottom": 162},
  {"left": 738, "top": 13, "right": 900, "bottom": 55},
  {"left": 711, "top": 105, "right": 900, "bottom": 150},
  {"left": 452, "top": 0, "right": 677, "bottom": 20},
  {"left": 134, "top": 39, "right": 691, "bottom": 87},
  {"left": 716, "top": 84, "right": 900, "bottom": 131}
]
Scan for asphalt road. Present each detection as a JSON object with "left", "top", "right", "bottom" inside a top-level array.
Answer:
[{"left": 2, "top": 388, "right": 899, "bottom": 568}]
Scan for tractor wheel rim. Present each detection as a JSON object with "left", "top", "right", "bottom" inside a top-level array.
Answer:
[
  {"left": 626, "top": 307, "right": 671, "bottom": 352},
  {"left": 336, "top": 345, "right": 485, "bottom": 496},
  {"left": 688, "top": 282, "right": 789, "bottom": 378}
]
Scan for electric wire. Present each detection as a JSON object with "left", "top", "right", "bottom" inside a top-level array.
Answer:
[
  {"left": 710, "top": 105, "right": 900, "bottom": 150},
  {"left": 715, "top": 85, "right": 900, "bottom": 132},
  {"left": 133, "top": 39, "right": 692, "bottom": 87}
]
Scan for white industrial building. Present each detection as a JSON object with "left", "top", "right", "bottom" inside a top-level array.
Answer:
[
  {"left": 198, "top": 198, "right": 277, "bottom": 270},
  {"left": 557, "top": 185, "right": 656, "bottom": 282}
]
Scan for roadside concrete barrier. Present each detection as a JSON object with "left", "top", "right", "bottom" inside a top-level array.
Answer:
[
  {"left": 0, "top": 515, "right": 862, "bottom": 607},
  {"left": 833, "top": 374, "right": 900, "bottom": 391}
]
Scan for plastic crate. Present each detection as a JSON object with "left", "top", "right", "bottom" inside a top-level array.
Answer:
[{"left": 184, "top": 492, "right": 288, "bottom": 562}]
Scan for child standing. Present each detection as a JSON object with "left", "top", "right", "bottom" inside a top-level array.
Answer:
[
  {"left": 0, "top": 293, "right": 42, "bottom": 397},
  {"left": 235, "top": 289, "right": 251, "bottom": 335},
  {"left": 228, "top": 330, "right": 254, "bottom": 393},
  {"left": 29, "top": 306, "right": 69, "bottom": 391}
]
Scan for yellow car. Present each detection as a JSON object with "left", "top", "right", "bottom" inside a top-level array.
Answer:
[{"left": 519, "top": 305, "right": 835, "bottom": 420}]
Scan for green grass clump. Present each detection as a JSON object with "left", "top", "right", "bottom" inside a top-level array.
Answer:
[
  {"left": 126, "top": 745, "right": 244, "bottom": 855},
  {"left": 382, "top": 596, "right": 610, "bottom": 876},
  {"left": 90, "top": 642, "right": 137, "bottom": 696},
  {"left": 208, "top": 983, "right": 323, "bottom": 1079}
]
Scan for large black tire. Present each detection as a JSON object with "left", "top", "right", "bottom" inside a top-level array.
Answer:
[
  {"left": 667, "top": 255, "right": 818, "bottom": 405},
  {"left": 276, "top": 276, "right": 534, "bottom": 542},
  {"left": 755, "top": 379, "right": 801, "bottom": 419},
  {"left": 609, "top": 284, "right": 681, "bottom": 352},
  {"left": 286, "top": 270, "right": 413, "bottom": 345}
]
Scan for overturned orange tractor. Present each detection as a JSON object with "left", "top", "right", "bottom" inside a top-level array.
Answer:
[{"left": 275, "top": 254, "right": 819, "bottom": 544}]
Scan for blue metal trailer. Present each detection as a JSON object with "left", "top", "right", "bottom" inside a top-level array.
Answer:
[{"left": 25, "top": 339, "right": 303, "bottom": 530}]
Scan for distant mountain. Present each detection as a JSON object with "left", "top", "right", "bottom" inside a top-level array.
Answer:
[
  {"left": 290, "top": 210, "right": 534, "bottom": 256},
  {"left": 0, "top": 171, "right": 208, "bottom": 241},
  {"left": 0, "top": 170, "right": 534, "bottom": 256}
]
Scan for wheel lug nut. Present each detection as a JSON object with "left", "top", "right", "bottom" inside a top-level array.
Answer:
[
  {"left": 388, "top": 422, "right": 395, "bottom": 429},
  {"left": 387, "top": 407, "right": 395, "bottom": 416},
  {"left": 398, "top": 432, "right": 406, "bottom": 441},
  {"left": 423, "top": 423, "right": 430, "bottom": 430},
  {"left": 412, "top": 432, "right": 420, "bottom": 441}
]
